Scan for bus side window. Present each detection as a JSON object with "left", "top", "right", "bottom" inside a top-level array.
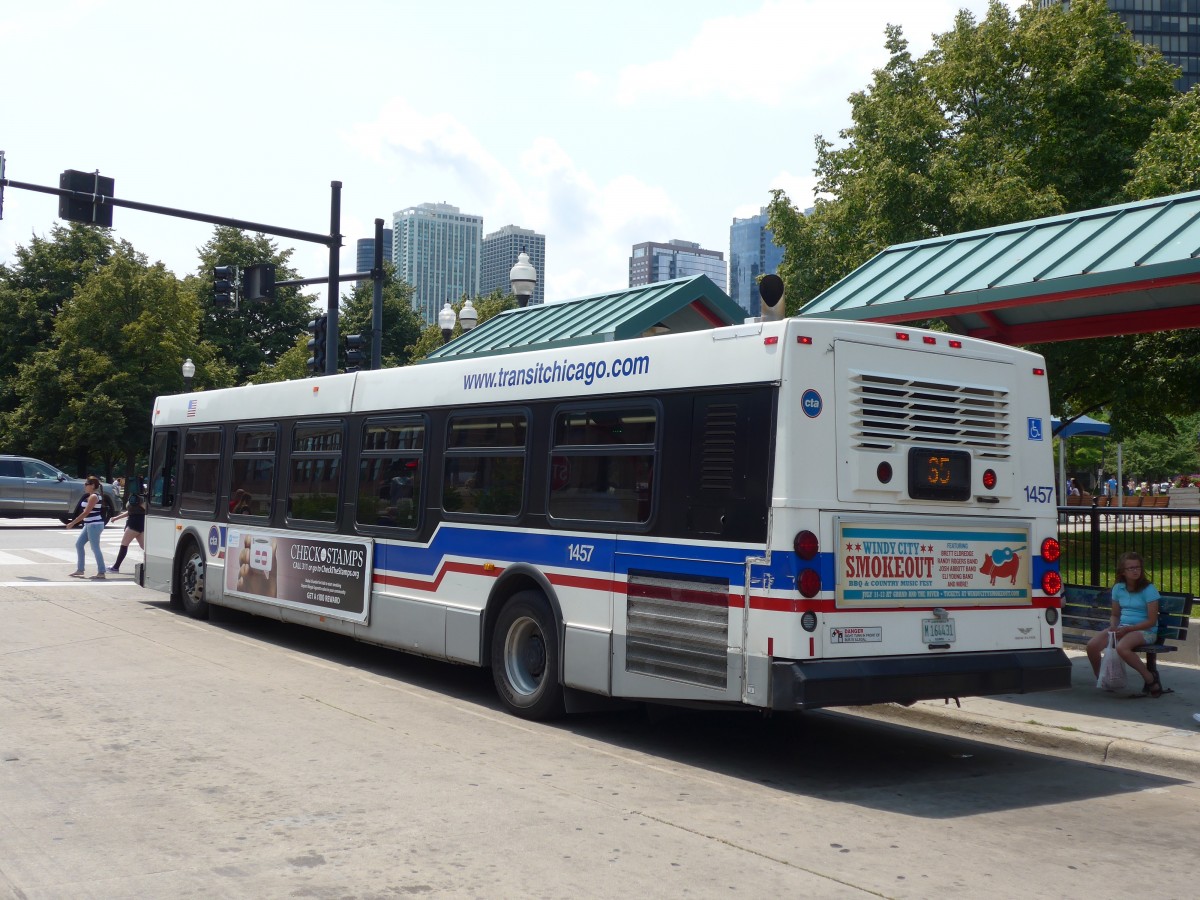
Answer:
[
  {"left": 443, "top": 412, "right": 526, "bottom": 517},
  {"left": 179, "top": 428, "right": 222, "bottom": 517},
  {"left": 547, "top": 406, "right": 657, "bottom": 524},
  {"left": 357, "top": 418, "right": 424, "bottom": 530},
  {"left": 229, "top": 426, "right": 277, "bottom": 519},
  {"left": 286, "top": 421, "right": 344, "bottom": 525}
]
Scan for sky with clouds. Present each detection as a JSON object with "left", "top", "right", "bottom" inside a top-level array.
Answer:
[{"left": 1, "top": 0, "right": 1022, "bottom": 305}]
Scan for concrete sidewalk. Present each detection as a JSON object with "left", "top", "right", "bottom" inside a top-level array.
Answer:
[{"left": 850, "top": 650, "right": 1200, "bottom": 778}]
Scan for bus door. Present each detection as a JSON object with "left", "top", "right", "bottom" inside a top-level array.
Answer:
[{"left": 608, "top": 388, "right": 774, "bottom": 702}]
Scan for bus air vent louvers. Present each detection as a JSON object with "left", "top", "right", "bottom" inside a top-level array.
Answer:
[{"left": 850, "top": 373, "right": 1011, "bottom": 457}]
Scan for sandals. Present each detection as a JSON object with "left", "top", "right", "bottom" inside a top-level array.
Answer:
[{"left": 1142, "top": 674, "right": 1163, "bottom": 698}]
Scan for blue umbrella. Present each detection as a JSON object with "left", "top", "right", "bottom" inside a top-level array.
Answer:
[{"left": 1051, "top": 415, "right": 1112, "bottom": 439}]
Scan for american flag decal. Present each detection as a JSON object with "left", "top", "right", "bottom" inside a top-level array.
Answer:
[{"left": 186, "top": 399, "right": 198, "bottom": 418}]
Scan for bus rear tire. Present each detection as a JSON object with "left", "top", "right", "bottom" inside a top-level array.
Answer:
[
  {"left": 491, "top": 590, "right": 565, "bottom": 720},
  {"left": 177, "top": 540, "right": 209, "bottom": 620}
]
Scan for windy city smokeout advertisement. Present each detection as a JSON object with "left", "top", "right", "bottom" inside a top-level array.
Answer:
[
  {"left": 224, "top": 529, "right": 374, "bottom": 624},
  {"left": 836, "top": 521, "right": 1032, "bottom": 606}
]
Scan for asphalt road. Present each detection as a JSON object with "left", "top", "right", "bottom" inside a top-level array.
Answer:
[{"left": 2, "top": 519, "right": 1199, "bottom": 898}]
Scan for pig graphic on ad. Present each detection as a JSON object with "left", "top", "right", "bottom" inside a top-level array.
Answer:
[{"left": 979, "top": 546, "right": 1024, "bottom": 585}]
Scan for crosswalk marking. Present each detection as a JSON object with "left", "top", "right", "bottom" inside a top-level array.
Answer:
[{"left": 0, "top": 541, "right": 142, "bottom": 568}]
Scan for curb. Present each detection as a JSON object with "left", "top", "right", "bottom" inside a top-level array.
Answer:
[{"left": 846, "top": 702, "right": 1200, "bottom": 780}]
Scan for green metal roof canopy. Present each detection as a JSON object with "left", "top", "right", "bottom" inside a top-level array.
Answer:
[
  {"left": 799, "top": 189, "right": 1200, "bottom": 344},
  {"left": 423, "top": 274, "right": 746, "bottom": 362}
]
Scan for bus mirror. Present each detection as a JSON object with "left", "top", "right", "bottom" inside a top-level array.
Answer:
[{"left": 758, "top": 274, "right": 785, "bottom": 322}]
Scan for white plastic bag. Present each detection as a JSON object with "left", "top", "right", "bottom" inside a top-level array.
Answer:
[{"left": 1097, "top": 632, "right": 1127, "bottom": 691}]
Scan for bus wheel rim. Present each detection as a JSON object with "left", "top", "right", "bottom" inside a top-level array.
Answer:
[{"left": 504, "top": 615, "right": 545, "bottom": 697}]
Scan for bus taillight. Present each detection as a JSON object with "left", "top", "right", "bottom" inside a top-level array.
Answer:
[
  {"left": 1041, "top": 537, "right": 1061, "bottom": 563},
  {"left": 982, "top": 468, "right": 997, "bottom": 490},
  {"left": 793, "top": 530, "right": 819, "bottom": 560},
  {"left": 1042, "top": 571, "right": 1062, "bottom": 596},
  {"left": 798, "top": 569, "right": 821, "bottom": 598}
]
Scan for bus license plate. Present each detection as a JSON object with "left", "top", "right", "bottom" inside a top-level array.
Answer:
[{"left": 922, "top": 618, "right": 956, "bottom": 643}]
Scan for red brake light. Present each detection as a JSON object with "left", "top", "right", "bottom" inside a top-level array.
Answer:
[
  {"left": 794, "top": 530, "right": 819, "bottom": 561},
  {"left": 895, "top": 332, "right": 910, "bottom": 341},
  {"left": 1033, "top": 368, "right": 1045, "bottom": 376},
  {"left": 877, "top": 461, "right": 893, "bottom": 484},
  {"left": 922, "top": 336, "right": 936, "bottom": 345},
  {"left": 1041, "top": 537, "right": 1061, "bottom": 563},
  {"left": 1042, "top": 571, "right": 1062, "bottom": 596},
  {"left": 982, "top": 469, "right": 997, "bottom": 490},
  {"left": 797, "top": 335, "right": 813, "bottom": 345},
  {"left": 949, "top": 340, "right": 962, "bottom": 348},
  {"left": 764, "top": 336, "right": 779, "bottom": 345},
  {"left": 798, "top": 569, "right": 822, "bottom": 598}
]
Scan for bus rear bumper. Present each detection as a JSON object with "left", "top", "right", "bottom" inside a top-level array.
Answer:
[{"left": 769, "top": 648, "right": 1072, "bottom": 710}]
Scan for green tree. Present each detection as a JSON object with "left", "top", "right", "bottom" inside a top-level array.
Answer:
[
  {"left": 1124, "top": 87, "right": 1200, "bottom": 200},
  {"left": 1117, "top": 413, "right": 1200, "bottom": 483},
  {"left": 3, "top": 245, "right": 233, "bottom": 478},
  {"left": 248, "top": 333, "right": 312, "bottom": 384},
  {"left": 338, "top": 264, "right": 424, "bottom": 368},
  {"left": 0, "top": 223, "right": 115, "bottom": 414},
  {"left": 768, "top": 0, "right": 1178, "bottom": 310},
  {"left": 187, "top": 227, "right": 315, "bottom": 382}
]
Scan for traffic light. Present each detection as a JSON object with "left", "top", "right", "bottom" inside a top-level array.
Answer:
[
  {"left": 307, "top": 314, "right": 328, "bottom": 375},
  {"left": 344, "top": 333, "right": 366, "bottom": 372},
  {"left": 242, "top": 263, "right": 276, "bottom": 302},
  {"left": 59, "top": 169, "right": 115, "bottom": 227},
  {"left": 213, "top": 266, "right": 236, "bottom": 307}
]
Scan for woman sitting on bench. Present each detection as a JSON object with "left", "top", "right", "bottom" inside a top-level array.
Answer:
[{"left": 1086, "top": 551, "right": 1163, "bottom": 697}]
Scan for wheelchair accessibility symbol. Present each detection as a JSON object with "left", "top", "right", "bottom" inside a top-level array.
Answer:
[{"left": 1027, "top": 417, "right": 1044, "bottom": 441}]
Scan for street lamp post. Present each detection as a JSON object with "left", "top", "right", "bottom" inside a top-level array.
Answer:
[
  {"left": 509, "top": 248, "right": 537, "bottom": 307},
  {"left": 459, "top": 297, "right": 478, "bottom": 333},
  {"left": 438, "top": 301, "right": 456, "bottom": 344},
  {"left": 438, "top": 298, "right": 480, "bottom": 344},
  {"left": 181, "top": 357, "right": 195, "bottom": 392}
]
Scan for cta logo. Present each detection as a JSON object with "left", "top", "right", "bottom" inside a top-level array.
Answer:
[
  {"left": 801, "top": 389, "right": 823, "bottom": 418},
  {"left": 207, "top": 525, "right": 222, "bottom": 557}
]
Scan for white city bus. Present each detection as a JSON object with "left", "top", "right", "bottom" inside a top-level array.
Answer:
[{"left": 137, "top": 316, "right": 1070, "bottom": 718}]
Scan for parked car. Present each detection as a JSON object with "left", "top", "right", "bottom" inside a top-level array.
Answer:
[{"left": 0, "top": 455, "right": 122, "bottom": 523}]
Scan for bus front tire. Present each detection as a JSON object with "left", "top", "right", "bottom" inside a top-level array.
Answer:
[
  {"left": 491, "top": 591, "right": 565, "bottom": 720},
  {"left": 177, "top": 541, "right": 209, "bottom": 620}
]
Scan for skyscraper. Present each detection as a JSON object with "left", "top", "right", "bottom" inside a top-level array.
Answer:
[
  {"left": 392, "top": 203, "right": 483, "bottom": 323},
  {"left": 628, "top": 239, "right": 726, "bottom": 291},
  {"left": 355, "top": 229, "right": 393, "bottom": 287},
  {"left": 1040, "top": 1, "right": 1200, "bottom": 91},
  {"left": 729, "top": 208, "right": 785, "bottom": 317},
  {"left": 480, "top": 225, "right": 547, "bottom": 305}
]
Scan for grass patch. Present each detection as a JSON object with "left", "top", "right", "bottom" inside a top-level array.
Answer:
[{"left": 1059, "top": 524, "right": 1200, "bottom": 594}]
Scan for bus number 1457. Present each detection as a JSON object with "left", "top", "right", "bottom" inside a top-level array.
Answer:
[{"left": 568, "top": 543, "right": 594, "bottom": 562}]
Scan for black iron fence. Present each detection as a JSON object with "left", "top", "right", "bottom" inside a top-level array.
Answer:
[{"left": 1057, "top": 504, "right": 1200, "bottom": 595}]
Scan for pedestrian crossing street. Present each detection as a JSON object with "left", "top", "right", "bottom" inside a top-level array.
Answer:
[{"left": 0, "top": 530, "right": 144, "bottom": 584}]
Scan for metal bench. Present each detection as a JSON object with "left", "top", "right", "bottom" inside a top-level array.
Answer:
[{"left": 1061, "top": 583, "right": 1195, "bottom": 694}]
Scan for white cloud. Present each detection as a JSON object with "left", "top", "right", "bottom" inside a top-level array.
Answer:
[
  {"left": 345, "top": 103, "right": 682, "bottom": 300},
  {"left": 769, "top": 170, "right": 822, "bottom": 209},
  {"left": 344, "top": 98, "right": 524, "bottom": 206},
  {"left": 519, "top": 139, "right": 682, "bottom": 299},
  {"left": 613, "top": 0, "right": 1017, "bottom": 109}
]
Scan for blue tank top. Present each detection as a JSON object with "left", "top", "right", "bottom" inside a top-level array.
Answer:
[{"left": 1113, "top": 582, "right": 1160, "bottom": 635}]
